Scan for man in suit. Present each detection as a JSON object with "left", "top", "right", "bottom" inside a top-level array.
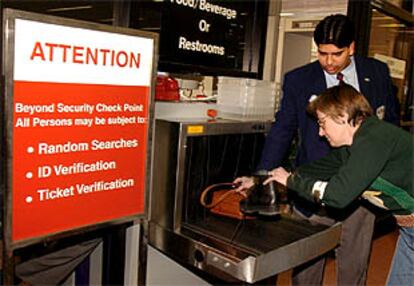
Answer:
[
  {"left": 237, "top": 14, "right": 399, "bottom": 285},
  {"left": 259, "top": 15, "right": 399, "bottom": 171}
]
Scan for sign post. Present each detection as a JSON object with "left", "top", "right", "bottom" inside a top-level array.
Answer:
[{"left": 2, "top": 8, "right": 158, "bottom": 283}]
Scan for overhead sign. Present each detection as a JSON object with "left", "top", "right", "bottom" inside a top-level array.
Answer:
[
  {"left": 153, "top": 0, "right": 267, "bottom": 75},
  {"left": 160, "top": 1, "right": 238, "bottom": 67},
  {"left": 4, "top": 12, "right": 156, "bottom": 247}
]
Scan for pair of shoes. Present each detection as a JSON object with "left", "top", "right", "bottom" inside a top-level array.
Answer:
[{"left": 240, "top": 170, "right": 281, "bottom": 216}]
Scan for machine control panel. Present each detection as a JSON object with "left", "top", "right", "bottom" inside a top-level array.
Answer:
[{"left": 205, "top": 249, "right": 239, "bottom": 275}]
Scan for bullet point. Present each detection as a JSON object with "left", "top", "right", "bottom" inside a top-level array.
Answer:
[
  {"left": 27, "top": 146, "right": 34, "bottom": 153},
  {"left": 26, "top": 172, "right": 33, "bottom": 179},
  {"left": 25, "top": 196, "right": 33, "bottom": 203}
]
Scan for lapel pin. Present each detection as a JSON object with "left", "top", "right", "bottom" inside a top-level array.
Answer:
[
  {"left": 309, "top": 95, "right": 318, "bottom": 102},
  {"left": 364, "top": 77, "right": 370, "bottom": 82}
]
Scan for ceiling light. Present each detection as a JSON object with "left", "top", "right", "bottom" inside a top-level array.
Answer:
[
  {"left": 378, "top": 24, "right": 406, "bottom": 28},
  {"left": 280, "top": 12, "right": 294, "bottom": 17},
  {"left": 47, "top": 5, "right": 93, "bottom": 13}
]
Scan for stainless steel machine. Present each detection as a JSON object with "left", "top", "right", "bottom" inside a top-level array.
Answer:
[{"left": 149, "top": 118, "right": 341, "bottom": 283}]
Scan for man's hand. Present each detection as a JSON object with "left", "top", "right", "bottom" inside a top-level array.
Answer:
[{"left": 264, "top": 167, "right": 291, "bottom": 186}]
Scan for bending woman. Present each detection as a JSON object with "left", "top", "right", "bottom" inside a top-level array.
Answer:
[{"left": 268, "top": 83, "right": 413, "bottom": 285}]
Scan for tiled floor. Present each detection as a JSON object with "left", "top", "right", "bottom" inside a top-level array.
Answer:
[
  {"left": 277, "top": 228, "right": 399, "bottom": 285},
  {"left": 365, "top": 229, "right": 398, "bottom": 285}
]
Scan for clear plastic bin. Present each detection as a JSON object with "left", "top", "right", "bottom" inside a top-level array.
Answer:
[
  {"left": 218, "top": 105, "right": 276, "bottom": 121},
  {"left": 217, "top": 76, "right": 276, "bottom": 121}
]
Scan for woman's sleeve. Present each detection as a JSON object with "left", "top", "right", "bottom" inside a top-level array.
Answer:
[
  {"left": 286, "top": 148, "right": 348, "bottom": 202},
  {"left": 288, "top": 135, "right": 393, "bottom": 208}
]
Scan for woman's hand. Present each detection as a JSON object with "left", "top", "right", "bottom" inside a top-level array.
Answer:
[
  {"left": 233, "top": 176, "right": 254, "bottom": 197},
  {"left": 264, "top": 167, "right": 291, "bottom": 186}
]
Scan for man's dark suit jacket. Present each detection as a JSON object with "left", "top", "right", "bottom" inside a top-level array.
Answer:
[{"left": 258, "top": 55, "right": 400, "bottom": 170}]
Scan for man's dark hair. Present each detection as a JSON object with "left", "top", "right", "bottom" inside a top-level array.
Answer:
[{"left": 314, "top": 14, "right": 355, "bottom": 48}]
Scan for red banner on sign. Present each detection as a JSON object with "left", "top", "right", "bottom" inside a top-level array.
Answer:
[{"left": 12, "top": 81, "right": 149, "bottom": 242}]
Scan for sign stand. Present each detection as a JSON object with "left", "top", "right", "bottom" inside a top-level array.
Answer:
[{"left": 1, "top": 9, "right": 158, "bottom": 284}]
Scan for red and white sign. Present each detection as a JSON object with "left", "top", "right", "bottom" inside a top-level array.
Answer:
[{"left": 11, "top": 19, "right": 155, "bottom": 243}]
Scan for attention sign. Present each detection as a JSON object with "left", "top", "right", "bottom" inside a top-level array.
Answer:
[{"left": 9, "top": 18, "right": 155, "bottom": 244}]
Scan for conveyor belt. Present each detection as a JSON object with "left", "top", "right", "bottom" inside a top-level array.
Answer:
[
  {"left": 182, "top": 215, "right": 330, "bottom": 255},
  {"left": 150, "top": 215, "right": 341, "bottom": 283}
]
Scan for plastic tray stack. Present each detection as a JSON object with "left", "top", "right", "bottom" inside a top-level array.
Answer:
[{"left": 217, "top": 76, "right": 276, "bottom": 121}]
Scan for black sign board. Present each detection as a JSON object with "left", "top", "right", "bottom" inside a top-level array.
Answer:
[{"left": 130, "top": 0, "right": 268, "bottom": 77}]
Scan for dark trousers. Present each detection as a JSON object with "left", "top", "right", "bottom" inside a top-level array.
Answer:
[
  {"left": 16, "top": 239, "right": 102, "bottom": 285},
  {"left": 291, "top": 204, "right": 375, "bottom": 286}
]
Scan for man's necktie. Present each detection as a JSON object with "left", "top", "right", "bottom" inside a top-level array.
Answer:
[{"left": 337, "top": 72, "right": 344, "bottom": 83}]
